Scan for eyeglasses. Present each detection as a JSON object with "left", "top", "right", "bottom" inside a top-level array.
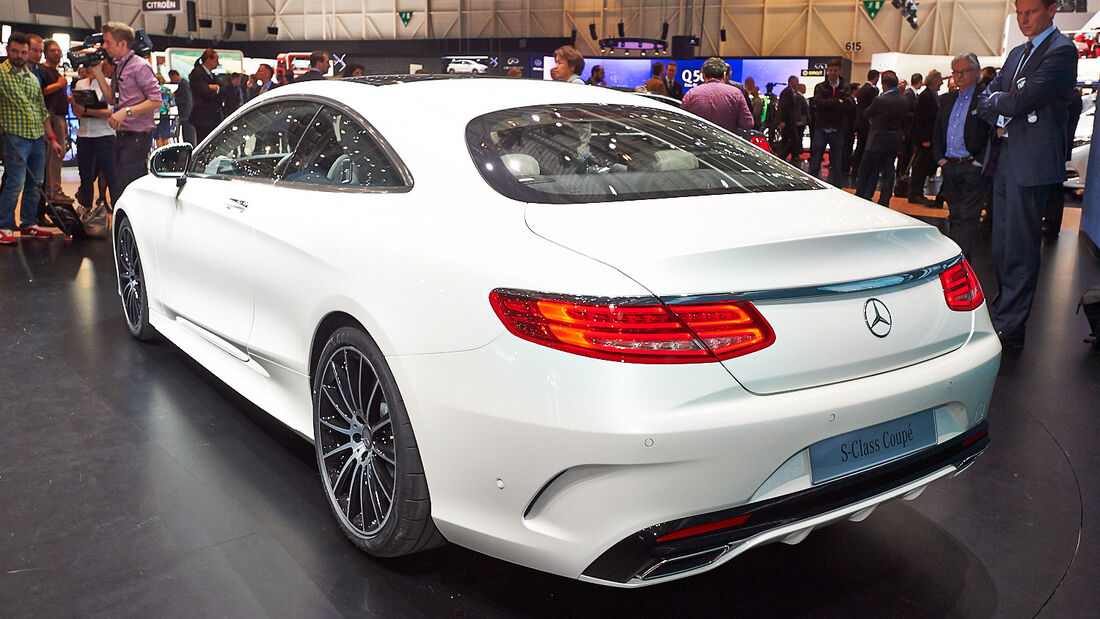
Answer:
[{"left": 950, "top": 68, "right": 977, "bottom": 76}]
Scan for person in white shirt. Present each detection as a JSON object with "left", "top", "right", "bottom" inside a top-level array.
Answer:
[{"left": 69, "top": 66, "right": 118, "bottom": 209}]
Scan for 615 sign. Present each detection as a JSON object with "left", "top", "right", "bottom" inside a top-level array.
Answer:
[{"left": 845, "top": 41, "right": 863, "bottom": 52}]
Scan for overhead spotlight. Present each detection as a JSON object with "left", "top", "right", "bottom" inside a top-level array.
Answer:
[
  {"left": 618, "top": 21, "right": 625, "bottom": 38},
  {"left": 894, "top": 0, "right": 919, "bottom": 29},
  {"left": 267, "top": 25, "right": 279, "bottom": 35},
  {"left": 589, "top": 23, "right": 598, "bottom": 40},
  {"left": 641, "top": 50, "right": 647, "bottom": 56}
]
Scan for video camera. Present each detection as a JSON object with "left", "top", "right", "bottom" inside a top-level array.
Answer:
[{"left": 68, "top": 29, "right": 154, "bottom": 67}]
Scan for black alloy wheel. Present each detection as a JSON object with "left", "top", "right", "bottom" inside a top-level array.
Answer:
[
  {"left": 313, "top": 327, "right": 444, "bottom": 556},
  {"left": 115, "top": 218, "right": 154, "bottom": 340}
]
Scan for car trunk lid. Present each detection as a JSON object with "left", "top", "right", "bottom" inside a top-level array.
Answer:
[{"left": 524, "top": 189, "right": 975, "bottom": 394}]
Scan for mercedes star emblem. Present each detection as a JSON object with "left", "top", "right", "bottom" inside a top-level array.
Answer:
[{"left": 864, "top": 298, "right": 892, "bottom": 338}]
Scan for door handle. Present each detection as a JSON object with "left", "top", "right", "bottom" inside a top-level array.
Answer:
[{"left": 226, "top": 198, "right": 249, "bottom": 211}]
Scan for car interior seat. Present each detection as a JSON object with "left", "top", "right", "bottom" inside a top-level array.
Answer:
[{"left": 328, "top": 154, "right": 360, "bottom": 184}]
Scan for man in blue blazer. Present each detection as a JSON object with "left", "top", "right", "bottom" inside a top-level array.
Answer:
[
  {"left": 934, "top": 53, "right": 991, "bottom": 260},
  {"left": 978, "top": 0, "right": 1077, "bottom": 347}
]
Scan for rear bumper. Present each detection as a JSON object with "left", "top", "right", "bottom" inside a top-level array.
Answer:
[
  {"left": 581, "top": 422, "right": 989, "bottom": 586},
  {"left": 388, "top": 318, "right": 1000, "bottom": 583}
]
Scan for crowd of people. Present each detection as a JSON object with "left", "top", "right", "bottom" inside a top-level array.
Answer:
[
  {"left": 0, "top": 30, "right": 337, "bottom": 245},
  {"left": 0, "top": 0, "right": 1081, "bottom": 348},
  {"left": 558, "top": 0, "right": 1078, "bottom": 348}
]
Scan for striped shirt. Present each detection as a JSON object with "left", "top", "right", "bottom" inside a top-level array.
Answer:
[{"left": 0, "top": 60, "right": 47, "bottom": 140}]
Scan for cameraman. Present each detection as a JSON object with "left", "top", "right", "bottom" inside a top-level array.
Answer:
[{"left": 90, "top": 22, "right": 160, "bottom": 194}]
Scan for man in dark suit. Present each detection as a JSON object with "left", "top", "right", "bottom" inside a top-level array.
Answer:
[
  {"left": 188, "top": 48, "right": 224, "bottom": 143},
  {"left": 897, "top": 73, "right": 922, "bottom": 174},
  {"left": 855, "top": 71, "right": 912, "bottom": 206},
  {"left": 296, "top": 51, "right": 330, "bottom": 82},
  {"left": 978, "top": 0, "right": 1077, "bottom": 347},
  {"left": 169, "top": 70, "right": 196, "bottom": 144},
  {"left": 851, "top": 69, "right": 880, "bottom": 179},
  {"left": 933, "top": 53, "right": 991, "bottom": 259},
  {"left": 908, "top": 70, "right": 942, "bottom": 205},
  {"left": 663, "top": 62, "right": 683, "bottom": 100},
  {"left": 776, "top": 75, "right": 804, "bottom": 162},
  {"left": 248, "top": 64, "right": 276, "bottom": 100},
  {"left": 221, "top": 73, "right": 247, "bottom": 117}
]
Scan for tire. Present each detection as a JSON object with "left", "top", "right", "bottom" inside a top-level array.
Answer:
[
  {"left": 115, "top": 218, "right": 155, "bottom": 341},
  {"left": 447, "top": 68, "right": 455, "bottom": 73},
  {"left": 313, "top": 327, "right": 444, "bottom": 557}
]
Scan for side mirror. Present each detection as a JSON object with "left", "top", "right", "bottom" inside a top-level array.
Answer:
[{"left": 148, "top": 143, "right": 192, "bottom": 178}]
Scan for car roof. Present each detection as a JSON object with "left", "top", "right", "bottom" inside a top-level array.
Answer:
[{"left": 280, "top": 75, "right": 676, "bottom": 122}]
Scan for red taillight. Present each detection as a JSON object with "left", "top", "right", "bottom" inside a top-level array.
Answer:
[
  {"left": 656, "top": 513, "right": 753, "bottom": 542},
  {"left": 939, "top": 259, "right": 985, "bottom": 311},
  {"left": 489, "top": 290, "right": 775, "bottom": 364},
  {"left": 750, "top": 135, "right": 772, "bottom": 153},
  {"left": 961, "top": 427, "right": 989, "bottom": 448}
]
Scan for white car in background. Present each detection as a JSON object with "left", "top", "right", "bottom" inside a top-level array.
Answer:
[
  {"left": 1066, "top": 106, "right": 1093, "bottom": 190},
  {"left": 115, "top": 76, "right": 999, "bottom": 587},
  {"left": 446, "top": 58, "right": 488, "bottom": 74}
]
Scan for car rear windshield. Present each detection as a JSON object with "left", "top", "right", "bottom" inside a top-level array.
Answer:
[{"left": 466, "top": 103, "right": 822, "bottom": 204}]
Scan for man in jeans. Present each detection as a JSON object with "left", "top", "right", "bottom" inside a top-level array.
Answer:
[
  {"left": 90, "top": 22, "right": 160, "bottom": 195},
  {"left": 0, "top": 33, "right": 65, "bottom": 244},
  {"left": 808, "top": 58, "right": 852, "bottom": 185},
  {"left": 39, "top": 39, "right": 74, "bottom": 204},
  {"left": 71, "top": 65, "right": 118, "bottom": 211}
]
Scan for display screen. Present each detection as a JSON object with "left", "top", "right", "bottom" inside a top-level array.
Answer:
[
  {"left": 166, "top": 48, "right": 244, "bottom": 77},
  {"left": 541, "top": 56, "right": 814, "bottom": 95}
]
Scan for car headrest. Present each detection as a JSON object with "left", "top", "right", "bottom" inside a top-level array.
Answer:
[
  {"left": 501, "top": 153, "right": 540, "bottom": 176},
  {"left": 652, "top": 149, "right": 699, "bottom": 171}
]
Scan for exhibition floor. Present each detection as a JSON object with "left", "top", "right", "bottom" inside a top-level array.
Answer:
[{"left": 0, "top": 204, "right": 1097, "bottom": 616}]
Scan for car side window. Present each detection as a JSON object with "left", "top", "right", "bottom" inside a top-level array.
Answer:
[
  {"left": 278, "top": 105, "right": 404, "bottom": 188},
  {"left": 190, "top": 100, "right": 321, "bottom": 180}
]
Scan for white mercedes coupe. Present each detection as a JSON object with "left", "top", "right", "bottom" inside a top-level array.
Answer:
[{"left": 115, "top": 76, "right": 999, "bottom": 587}]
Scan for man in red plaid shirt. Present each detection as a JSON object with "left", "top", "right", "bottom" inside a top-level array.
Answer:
[{"left": 681, "top": 57, "right": 753, "bottom": 133}]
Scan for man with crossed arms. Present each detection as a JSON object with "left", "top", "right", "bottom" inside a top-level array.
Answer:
[{"left": 978, "top": 0, "right": 1076, "bottom": 348}]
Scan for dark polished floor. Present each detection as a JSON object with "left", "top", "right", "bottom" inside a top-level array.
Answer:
[{"left": 0, "top": 210, "right": 1097, "bottom": 617}]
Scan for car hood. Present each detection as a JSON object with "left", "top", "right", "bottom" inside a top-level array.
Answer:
[{"left": 524, "top": 187, "right": 973, "bottom": 394}]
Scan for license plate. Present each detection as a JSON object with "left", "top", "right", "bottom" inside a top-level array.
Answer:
[{"left": 809, "top": 410, "right": 937, "bottom": 484}]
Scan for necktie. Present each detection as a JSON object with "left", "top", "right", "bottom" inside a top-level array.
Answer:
[
  {"left": 999, "top": 40, "right": 1035, "bottom": 132},
  {"left": 1014, "top": 41, "right": 1033, "bottom": 81}
]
